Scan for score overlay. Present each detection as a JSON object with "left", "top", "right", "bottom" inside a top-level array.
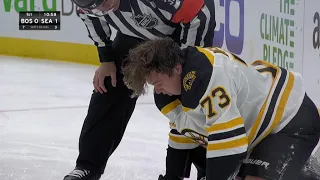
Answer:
[{"left": 19, "top": 11, "right": 60, "bottom": 30}]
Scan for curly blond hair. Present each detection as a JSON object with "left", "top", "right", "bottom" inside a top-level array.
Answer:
[{"left": 122, "top": 37, "right": 184, "bottom": 97}]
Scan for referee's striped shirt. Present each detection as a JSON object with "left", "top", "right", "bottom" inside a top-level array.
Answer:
[{"left": 77, "top": 0, "right": 216, "bottom": 62}]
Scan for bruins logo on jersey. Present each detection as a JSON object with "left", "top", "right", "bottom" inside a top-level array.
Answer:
[
  {"left": 183, "top": 71, "right": 196, "bottom": 91},
  {"left": 181, "top": 128, "right": 208, "bottom": 147}
]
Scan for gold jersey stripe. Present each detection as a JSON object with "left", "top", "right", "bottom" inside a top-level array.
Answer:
[
  {"left": 252, "top": 71, "right": 295, "bottom": 148},
  {"left": 247, "top": 62, "right": 280, "bottom": 145},
  {"left": 205, "top": 117, "right": 244, "bottom": 133},
  {"left": 182, "top": 106, "right": 192, "bottom": 112},
  {"left": 207, "top": 137, "right": 248, "bottom": 151},
  {"left": 161, "top": 99, "right": 181, "bottom": 115},
  {"left": 169, "top": 134, "right": 195, "bottom": 144},
  {"left": 196, "top": 47, "right": 215, "bottom": 66}
]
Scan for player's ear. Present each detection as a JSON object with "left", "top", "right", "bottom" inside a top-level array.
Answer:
[{"left": 174, "top": 64, "right": 183, "bottom": 75}]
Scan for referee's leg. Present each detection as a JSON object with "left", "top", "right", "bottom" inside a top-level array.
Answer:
[{"left": 64, "top": 33, "right": 144, "bottom": 180}]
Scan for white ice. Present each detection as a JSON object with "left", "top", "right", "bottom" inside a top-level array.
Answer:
[{"left": 0, "top": 56, "right": 197, "bottom": 180}]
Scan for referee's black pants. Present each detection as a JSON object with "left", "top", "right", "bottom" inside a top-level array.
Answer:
[{"left": 75, "top": 32, "right": 144, "bottom": 174}]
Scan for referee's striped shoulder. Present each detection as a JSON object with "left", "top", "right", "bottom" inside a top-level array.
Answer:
[{"left": 181, "top": 47, "right": 214, "bottom": 110}]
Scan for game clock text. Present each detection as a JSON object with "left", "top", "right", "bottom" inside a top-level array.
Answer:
[{"left": 19, "top": 11, "right": 60, "bottom": 30}]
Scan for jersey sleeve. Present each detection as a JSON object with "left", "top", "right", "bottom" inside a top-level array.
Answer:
[
  {"left": 202, "top": 74, "right": 248, "bottom": 179},
  {"left": 77, "top": 8, "right": 116, "bottom": 63},
  {"left": 182, "top": 48, "right": 248, "bottom": 180},
  {"left": 153, "top": 0, "right": 216, "bottom": 47},
  {"left": 154, "top": 92, "right": 199, "bottom": 150}
]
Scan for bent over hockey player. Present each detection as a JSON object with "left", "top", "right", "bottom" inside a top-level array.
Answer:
[
  {"left": 64, "top": 0, "right": 216, "bottom": 179},
  {"left": 122, "top": 37, "right": 320, "bottom": 180}
]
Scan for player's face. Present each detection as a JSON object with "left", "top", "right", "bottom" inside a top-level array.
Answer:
[{"left": 146, "top": 65, "right": 182, "bottom": 96}]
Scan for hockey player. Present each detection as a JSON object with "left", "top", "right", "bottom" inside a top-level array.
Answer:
[
  {"left": 122, "top": 37, "right": 320, "bottom": 180},
  {"left": 64, "top": 0, "right": 216, "bottom": 179}
]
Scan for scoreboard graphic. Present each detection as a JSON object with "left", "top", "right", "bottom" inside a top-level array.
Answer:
[{"left": 19, "top": 11, "right": 61, "bottom": 30}]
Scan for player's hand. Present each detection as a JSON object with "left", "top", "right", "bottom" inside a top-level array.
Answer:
[{"left": 93, "top": 61, "right": 117, "bottom": 93}]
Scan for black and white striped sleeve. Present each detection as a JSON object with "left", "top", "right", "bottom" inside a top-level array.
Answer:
[
  {"left": 155, "top": 0, "right": 216, "bottom": 48},
  {"left": 177, "top": 0, "right": 216, "bottom": 48},
  {"left": 78, "top": 9, "right": 115, "bottom": 63}
]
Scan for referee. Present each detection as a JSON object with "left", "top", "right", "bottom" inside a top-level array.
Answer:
[{"left": 64, "top": 0, "right": 216, "bottom": 179}]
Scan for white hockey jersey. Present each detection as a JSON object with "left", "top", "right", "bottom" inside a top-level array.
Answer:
[{"left": 154, "top": 46, "right": 306, "bottom": 179}]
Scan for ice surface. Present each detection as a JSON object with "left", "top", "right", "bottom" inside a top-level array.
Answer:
[{"left": 0, "top": 56, "right": 197, "bottom": 180}]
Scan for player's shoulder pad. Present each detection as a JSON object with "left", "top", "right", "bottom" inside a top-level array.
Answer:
[
  {"left": 181, "top": 47, "right": 213, "bottom": 110},
  {"left": 154, "top": 92, "right": 181, "bottom": 112}
]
